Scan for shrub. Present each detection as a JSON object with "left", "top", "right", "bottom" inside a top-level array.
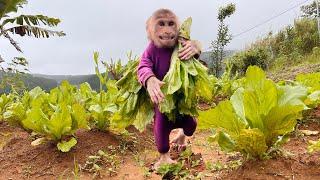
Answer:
[{"left": 228, "top": 48, "right": 268, "bottom": 76}]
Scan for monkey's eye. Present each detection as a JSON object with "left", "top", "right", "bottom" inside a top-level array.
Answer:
[
  {"left": 159, "top": 21, "right": 165, "bottom": 26},
  {"left": 169, "top": 21, "right": 175, "bottom": 26}
]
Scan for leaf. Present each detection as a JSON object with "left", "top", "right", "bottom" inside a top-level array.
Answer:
[
  {"left": 308, "top": 91, "right": 320, "bottom": 102},
  {"left": 103, "top": 103, "right": 117, "bottom": 113},
  {"left": 263, "top": 105, "right": 301, "bottom": 145},
  {"left": 57, "top": 137, "right": 77, "bottom": 152},
  {"left": 89, "top": 104, "right": 102, "bottom": 113},
  {"left": 3, "top": 102, "right": 26, "bottom": 126},
  {"left": 230, "top": 88, "right": 246, "bottom": 123},
  {"left": 0, "top": 0, "right": 27, "bottom": 18},
  {"left": 71, "top": 103, "right": 89, "bottom": 130},
  {"left": 162, "top": 49, "right": 182, "bottom": 95},
  {"left": 93, "top": 52, "right": 99, "bottom": 66},
  {"left": 198, "top": 101, "right": 246, "bottom": 137},
  {"left": 305, "top": 90, "right": 320, "bottom": 107},
  {"left": 184, "top": 60, "right": 198, "bottom": 76},
  {"left": 6, "top": 25, "right": 65, "bottom": 38},
  {"left": 45, "top": 104, "right": 72, "bottom": 140},
  {"left": 133, "top": 97, "right": 154, "bottom": 132},
  {"left": 22, "top": 106, "right": 48, "bottom": 134},
  {"left": 159, "top": 94, "right": 175, "bottom": 114},
  {"left": 244, "top": 66, "right": 278, "bottom": 117},
  {"left": 156, "top": 162, "right": 184, "bottom": 177},
  {"left": 277, "top": 85, "right": 308, "bottom": 109},
  {"left": 215, "top": 131, "right": 235, "bottom": 152},
  {"left": 179, "top": 17, "right": 192, "bottom": 40},
  {"left": 180, "top": 63, "right": 189, "bottom": 100},
  {"left": 2, "top": 14, "right": 61, "bottom": 27},
  {"left": 296, "top": 72, "right": 320, "bottom": 93},
  {"left": 29, "top": 86, "right": 45, "bottom": 100}
]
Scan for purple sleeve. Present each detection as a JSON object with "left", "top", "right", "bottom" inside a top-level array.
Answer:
[{"left": 138, "top": 43, "right": 155, "bottom": 87}]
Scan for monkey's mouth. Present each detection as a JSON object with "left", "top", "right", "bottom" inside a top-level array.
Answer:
[{"left": 159, "top": 35, "right": 176, "bottom": 41}]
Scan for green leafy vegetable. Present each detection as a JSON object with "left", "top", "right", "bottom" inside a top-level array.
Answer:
[
  {"left": 3, "top": 81, "right": 90, "bottom": 152},
  {"left": 296, "top": 72, "right": 320, "bottom": 108},
  {"left": 296, "top": 72, "right": 320, "bottom": 93},
  {"left": 88, "top": 52, "right": 119, "bottom": 131},
  {"left": 199, "top": 66, "right": 307, "bottom": 159},
  {"left": 111, "top": 58, "right": 154, "bottom": 132},
  {"left": 0, "top": 94, "right": 14, "bottom": 119}
]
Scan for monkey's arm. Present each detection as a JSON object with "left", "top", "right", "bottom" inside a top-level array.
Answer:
[
  {"left": 192, "top": 40, "right": 202, "bottom": 59},
  {"left": 178, "top": 39, "right": 202, "bottom": 60},
  {"left": 138, "top": 44, "right": 155, "bottom": 87}
]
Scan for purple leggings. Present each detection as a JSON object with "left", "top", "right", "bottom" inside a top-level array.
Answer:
[{"left": 154, "top": 107, "right": 197, "bottom": 153}]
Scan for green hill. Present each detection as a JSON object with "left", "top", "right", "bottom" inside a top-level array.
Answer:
[
  {"left": 32, "top": 74, "right": 100, "bottom": 90},
  {"left": 0, "top": 72, "right": 100, "bottom": 93}
]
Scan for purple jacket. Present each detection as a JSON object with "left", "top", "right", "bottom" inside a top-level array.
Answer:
[{"left": 137, "top": 42, "right": 174, "bottom": 86}]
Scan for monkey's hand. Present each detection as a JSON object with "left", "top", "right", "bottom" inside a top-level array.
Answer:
[
  {"left": 178, "top": 40, "right": 202, "bottom": 60},
  {"left": 146, "top": 76, "right": 165, "bottom": 104}
]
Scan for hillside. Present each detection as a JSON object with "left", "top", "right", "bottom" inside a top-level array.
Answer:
[
  {"left": 0, "top": 72, "right": 100, "bottom": 93},
  {"left": 32, "top": 74, "right": 96, "bottom": 84},
  {"left": 32, "top": 73, "right": 100, "bottom": 90},
  {"left": 0, "top": 72, "right": 57, "bottom": 93},
  {"left": 199, "top": 50, "right": 236, "bottom": 67}
]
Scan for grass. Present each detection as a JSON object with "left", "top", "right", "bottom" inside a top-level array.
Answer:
[{"left": 268, "top": 52, "right": 320, "bottom": 73}]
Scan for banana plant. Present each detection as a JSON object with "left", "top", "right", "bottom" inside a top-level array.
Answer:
[{"left": 0, "top": 0, "right": 65, "bottom": 67}]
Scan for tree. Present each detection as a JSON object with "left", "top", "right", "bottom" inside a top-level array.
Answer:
[
  {"left": 0, "top": 0, "right": 65, "bottom": 92},
  {"left": 210, "top": 3, "right": 236, "bottom": 76},
  {"left": 0, "top": 57, "right": 28, "bottom": 92},
  {"left": 301, "top": 0, "right": 320, "bottom": 18}
]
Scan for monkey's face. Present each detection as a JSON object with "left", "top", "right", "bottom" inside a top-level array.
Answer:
[{"left": 153, "top": 17, "right": 178, "bottom": 48}]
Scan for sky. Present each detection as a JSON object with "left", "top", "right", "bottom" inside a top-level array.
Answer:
[{"left": 0, "top": 0, "right": 310, "bottom": 75}]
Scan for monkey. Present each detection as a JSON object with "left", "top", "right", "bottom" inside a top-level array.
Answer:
[
  {"left": 146, "top": 9, "right": 179, "bottom": 48},
  {"left": 137, "top": 9, "right": 202, "bottom": 169}
]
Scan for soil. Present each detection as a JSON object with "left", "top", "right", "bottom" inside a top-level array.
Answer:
[{"left": 0, "top": 109, "right": 320, "bottom": 180}]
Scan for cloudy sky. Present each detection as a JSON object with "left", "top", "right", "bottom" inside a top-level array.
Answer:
[{"left": 0, "top": 0, "right": 309, "bottom": 75}]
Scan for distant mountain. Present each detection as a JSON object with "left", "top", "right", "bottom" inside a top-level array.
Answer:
[
  {"left": 32, "top": 74, "right": 100, "bottom": 89},
  {"left": 32, "top": 73, "right": 100, "bottom": 90},
  {"left": 33, "top": 74, "right": 93, "bottom": 83},
  {"left": 199, "top": 50, "right": 236, "bottom": 68},
  {"left": 0, "top": 72, "right": 58, "bottom": 94},
  {"left": 0, "top": 71, "right": 101, "bottom": 93},
  {"left": 0, "top": 50, "right": 236, "bottom": 93}
]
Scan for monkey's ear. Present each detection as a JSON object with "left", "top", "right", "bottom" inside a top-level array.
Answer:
[{"left": 146, "top": 17, "right": 153, "bottom": 41}]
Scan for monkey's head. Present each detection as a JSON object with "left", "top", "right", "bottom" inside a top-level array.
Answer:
[{"left": 146, "top": 9, "right": 179, "bottom": 48}]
